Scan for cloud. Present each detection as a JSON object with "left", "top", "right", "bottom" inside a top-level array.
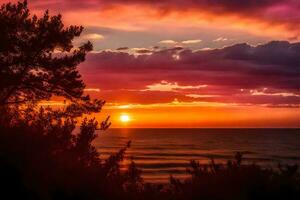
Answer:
[
  {"left": 250, "top": 88, "right": 300, "bottom": 98},
  {"left": 131, "top": 48, "right": 153, "bottom": 54},
  {"left": 199, "top": 47, "right": 212, "bottom": 51},
  {"left": 84, "top": 88, "right": 101, "bottom": 92},
  {"left": 116, "top": 47, "right": 129, "bottom": 51},
  {"left": 213, "top": 37, "right": 228, "bottom": 42},
  {"left": 159, "top": 40, "right": 178, "bottom": 44},
  {"left": 105, "top": 100, "right": 233, "bottom": 110},
  {"left": 82, "top": 33, "right": 104, "bottom": 40},
  {"left": 182, "top": 39, "right": 202, "bottom": 44},
  {"left": 159, "top": 39, "right": 202, "bottom": 45},
  {"left": 186, "top": 94, "right": 220, "bottom": 98},
  {"left": 79, "top": 41, "right": 300, "bottom": 107},
  {"left": 17, "top": 0, "right": 300, "bottom": 39},
  {"left": 143, "top": 81, "right": 207, "bottom": 92}
]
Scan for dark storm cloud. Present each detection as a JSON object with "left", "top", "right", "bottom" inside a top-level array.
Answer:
[{"left": 79, "top": 41, "right": 300, "bottom": 106}]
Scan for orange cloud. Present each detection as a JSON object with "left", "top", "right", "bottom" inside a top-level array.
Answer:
[
  {"left": 84, "top": 88, "right": 101, "bottom": 92},
  {"left": 143, "top": 81, "right": 207, "bottom": 92},
  {"left": 89, "top": 4, "right": 295, "bottom": 39},
  {"left": 8, "top": 0, "right": 299, "bottom": 40},
  {"left": 82, "top": 33, "right": 104, "bottom": 40}
]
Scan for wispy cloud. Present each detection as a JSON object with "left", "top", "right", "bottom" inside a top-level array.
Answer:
[
  {"left": 159, "top": 40, "right": 177, "bottom": 44},
  {"left": 182, "top": 39, "right": 202, "bottom": 44},
  {"left": 116, "top": 47, "right": 129, "bottom": 51},
  {"left": 143, "top": 81, "right": 207, "bottom": 92},
  {"left": 159, "top": 39, "right": 202, "bottom": 45},
  {"left": 186, "top": 94, "right": 220, "bottom": 98},
  {"left": 105, "top": 100, "right": 234, "bottom": 110},
  {"left": 84, "top": 88, "right": 101, "bottom": 92},
  {"left": 250, "top": 89, "right": 300, "bottom": 98},
  {"left": 82, "top": 33, "right": 104, "bottom": 40},
  {"left": 213, "top": 37, "right": 228, "bottom": 42}
]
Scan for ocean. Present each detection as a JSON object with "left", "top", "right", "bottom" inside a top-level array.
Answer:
[{"left": 93, "top": 128, "right": 300, "bottom": 183}]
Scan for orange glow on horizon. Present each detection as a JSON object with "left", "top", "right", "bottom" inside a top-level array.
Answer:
[
  {"left": 98, "top": 104, "right": 300, "bottom": 128},
  {"left": 38, "top": 100, "right": 300, "bottom": 128}
]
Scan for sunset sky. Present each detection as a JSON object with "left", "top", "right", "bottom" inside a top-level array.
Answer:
[{"left": 5, "top": 0, "right": 300, "bottom": 127}]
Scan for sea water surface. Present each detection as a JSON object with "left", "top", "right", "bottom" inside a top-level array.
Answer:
[{"left": 93, "top": 128, "right": 300, "bottom": 183}]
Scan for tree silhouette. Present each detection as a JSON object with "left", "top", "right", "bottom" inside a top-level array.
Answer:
[{"left": 0, "top": 0, "right": 102, "bottom": 115}]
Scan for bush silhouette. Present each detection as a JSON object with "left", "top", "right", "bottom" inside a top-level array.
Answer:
[
  {"left": 0, "top": 106, "right": 144, "bottom": 200},
  {"left": 167, "top": 154, "right": 300, "bottom": 200}
]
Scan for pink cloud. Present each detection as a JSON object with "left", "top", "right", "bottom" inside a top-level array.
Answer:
[
  {"left": 2, "top": 0, "right": 300, "bottom": 39},
  {"left": 78, "top": 41, "right": 300, "bottom": 107}
]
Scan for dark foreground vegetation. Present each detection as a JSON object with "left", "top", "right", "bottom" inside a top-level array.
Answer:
[
  {"left": 0, "top": 1, "right": 300, "bottom": 200},
  {"left": 1, "top": 111, "right": 300, "bottom": 200}
]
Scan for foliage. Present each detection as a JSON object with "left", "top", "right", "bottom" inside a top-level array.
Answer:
[
  {"left": 0, "top": 107, "right": 138, "bottom": 200},
  {"left": 167, "top": 154, "right": 300, "bottom": 200},
  {"left": 0, "top": 0, "right": 102, "bottom": 116},
  {"left": 1, "top": 112, "right": 300, "bottom": 200}
]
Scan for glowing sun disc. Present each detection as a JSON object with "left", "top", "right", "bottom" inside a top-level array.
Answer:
[{"left": 120, "top": 114, "right": 130, "bottom": 122}]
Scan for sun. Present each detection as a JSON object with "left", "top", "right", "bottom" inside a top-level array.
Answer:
[{"left": 120, "top": 114, "right": 131, "bottom": 123}]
